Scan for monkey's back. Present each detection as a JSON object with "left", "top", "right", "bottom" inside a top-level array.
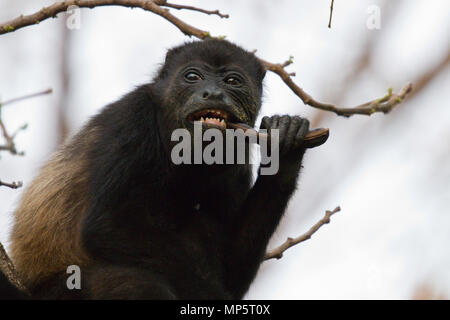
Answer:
[{"left": 9, "top": 130, "right": 94, "bottom": 290}]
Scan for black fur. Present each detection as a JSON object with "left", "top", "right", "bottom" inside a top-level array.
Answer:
[
  {"left": 1, "top": 39, "right": 313, "bottom": 299},
  {"left": 0, "top": 272, "right": 28, "bottom": 300}
]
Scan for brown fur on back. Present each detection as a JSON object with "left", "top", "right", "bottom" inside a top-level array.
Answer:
[{"left": 9, "top": 129, "right": 96, "bottom": 289}]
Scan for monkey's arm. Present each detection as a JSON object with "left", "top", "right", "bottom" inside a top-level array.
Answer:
[{"left": 224, "top": 115, "right": 311, "bottom": 298}]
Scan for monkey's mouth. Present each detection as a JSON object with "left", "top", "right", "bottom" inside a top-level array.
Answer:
[{"left": 187, "top": 108, "right": 231, "bottom": 129}]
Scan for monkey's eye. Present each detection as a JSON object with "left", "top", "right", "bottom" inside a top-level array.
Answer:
[
  {"left": 224, "top": 76, "right": 242, "bottom": 86},
  {"left": 184, "top": 71, "right": 202, "bottom": 83}
]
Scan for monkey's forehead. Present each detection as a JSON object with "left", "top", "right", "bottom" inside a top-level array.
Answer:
[{"left": 159, "top": 40, "right": 265, "bottom": 80}]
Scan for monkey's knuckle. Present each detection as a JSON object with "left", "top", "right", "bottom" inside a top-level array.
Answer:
[
  {"left": 270, "top": 115, "right": 280, "bottom": 122},
  {"left": 260, "top": 117, "right": 270, "bottom": 129},
  {"left": 300, "top": 118, "right": 310, "bottom": 126},
  {"left": 290, "top": 117, "right": 301, "bottom": 126}
]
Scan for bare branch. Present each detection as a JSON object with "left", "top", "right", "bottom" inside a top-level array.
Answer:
[
  {"left": 0, "top": 89, "right": 52, "bottom": 155},
  {"left": 0, "top": 0, "right": 212, "bottom": 39},
  {"left": 265, "top": 206, "right": 341, "bottom": 261},
  {"left": 156, "top": 1, "right": 229, "bottom": 18},
  {"left": 0, "top": 180, "right": 23, "bottom": 189},
  {"left": 0, "top": 118, "right": 22, "bottom": 155},
  {"left": 1, "top": 88, "right": 52, "bottom": 106},
  {"left": 262, "top": 57, "right": 413, "bottom": 117},
  {"left": 328, "top": 0, "right": 335, "bottom": 28},
  {"left": 0, "top": 1, "right": 412, "bottom": 117}
]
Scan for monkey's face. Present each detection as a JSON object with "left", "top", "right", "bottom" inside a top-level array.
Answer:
[
  {"left": 166, "top": 62, "right": 262, "bottom": 133},
  {"left": 154, "top": 40, "right": 266, "bottom": 167},
  {"left": 157, "top": 61, "right": 263, "bottom": 169}
]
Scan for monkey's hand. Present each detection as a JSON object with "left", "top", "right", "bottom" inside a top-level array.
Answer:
[
  {"left": 227, "top": 115, "right": 310, "bottom": 293},
  {"left": 258, "top": 115, "right": 310, "bottom": 188}
]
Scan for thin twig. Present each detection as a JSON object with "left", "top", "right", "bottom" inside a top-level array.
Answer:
[
  {"left": 0, "top": 88, "right": 52, "bottom": 155},
  {"left": 0, "top": 118, "right": 21, "bottom": 155},
  {"left": 265, "top": 206, "right": 341, "bottom": 260},
  {"left": 328, "top": 0, "right": 334, "bottom": 28},
  {"left": 157, "top": 1, "right": 229, "bottom": 18},
  {"left": 0, "top": 180, "right": 23, "bottom": 189},
  {"left": 262, "top": 57, "right": 413, "bottom": 117},
  {"left": 1, "top": 88, "right": 52, "bottom": 106}
]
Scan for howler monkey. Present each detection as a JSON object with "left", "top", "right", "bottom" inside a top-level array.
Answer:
[{"left": 2, "top": 39, "right": 326, "bottom": 299}]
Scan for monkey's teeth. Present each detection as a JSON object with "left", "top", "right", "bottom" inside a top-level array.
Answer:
[
  {"left": 191, "top": 109, "right": 228, "bottom": 128},
  {"left": 202, "top": 117, "right": 226, "bottom": 128}
]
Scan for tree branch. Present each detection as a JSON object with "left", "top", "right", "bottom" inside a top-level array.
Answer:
[
  {"left": 0, "top": 118, "right": 24, "bottom": 156},
  {"left": 0, "top": 89, "right": 52, "bottom": 156},
  {"left": 0, "top": 88, "right": 52, "bottom": 106},
  {"left": 0, "top": 1, "right": 412, "bottom": 117},
  {"left": 262, "top": 57, "right": 413, "bottom": 117},
  {"left": 155, "top": 0, "right": 229, "bottom": 18},
  {"left": 0, "top": 180, "right": 23, "bottom": 189},
  {"left": 328, "top": 0, "right": 335, "bottom": 28},
  {"left": 0, "top": 0, "right": 211, "bottom": 38},
  {"left": 265, "top": 206, "right": 341, "bottom": 260}
]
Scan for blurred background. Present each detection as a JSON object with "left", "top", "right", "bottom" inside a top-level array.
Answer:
[{"left": 0, "top": 0, "right": 449, "bottom": 299}]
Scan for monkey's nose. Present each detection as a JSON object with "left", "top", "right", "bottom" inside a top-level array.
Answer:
[{"left": 201, "top": 87, "right": 224, "bottom": 100}]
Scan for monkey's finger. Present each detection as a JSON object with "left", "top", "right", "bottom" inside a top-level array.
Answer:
[
  {"left": 260, "top": 116, "right": 271, "bottom": 130},
  {"left": 260, "top": 115, "right": 279, "bottom": 133},
  {"left": 293, "top": 118, "right": 310, "bottom": 149},
  {"left": 278, "top": 115, "right": 291, "bottom": 151},
  {"left": 283, "top": 117, "right": 301, "bottom": 152},
  {"left": 269, "top": 115, "right": 280, "bottom": 131}
]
